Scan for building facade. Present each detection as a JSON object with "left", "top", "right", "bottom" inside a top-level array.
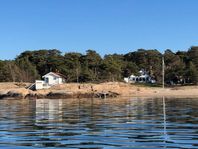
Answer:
[
  {"left": 35, "top": 72, "right": 66, "bottom": 90},
  {"left": 124, "top": 70, "right": 156, "bottom": 84}
]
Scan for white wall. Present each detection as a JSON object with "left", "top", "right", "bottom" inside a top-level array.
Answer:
[
  {"left": 35, "top": 80, "right": 44, "bottom": 90},
  {"left": 58, "top": 78, "right": 63, "bottom": 84},
  {"left": 124, "top": 77, "right": 129, "bottom": 83},
  {"left": 44, "top": 75, "right": 63, "bottom": 85}
]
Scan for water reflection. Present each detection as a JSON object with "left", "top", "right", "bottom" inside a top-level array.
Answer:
[
  {"left": 36, "top": 99, "right": 63, "bottom": 123},
  {"left": 0, "top": 98, "right": 198, "bottom": 148}
]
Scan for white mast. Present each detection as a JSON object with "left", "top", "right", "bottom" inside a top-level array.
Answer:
[{"left": 162, "top": 55, "right": 165, "bottom": 89}]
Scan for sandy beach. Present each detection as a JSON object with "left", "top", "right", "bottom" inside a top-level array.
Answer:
[{"left": 0, "top": 82, "right": 198, "bottom": 99}]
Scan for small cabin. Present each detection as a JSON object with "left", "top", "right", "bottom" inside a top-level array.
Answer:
[
  {"left": 35, "top": 72, "right": 66, "bottom": 90},
  {"left": 42, "top": 72, "right": 65, "bottom": 85}
]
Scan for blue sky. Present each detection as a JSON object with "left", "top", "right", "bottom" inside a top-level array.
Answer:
[{"left": 0, "top": 0, "right": 198, "bottom": 60}]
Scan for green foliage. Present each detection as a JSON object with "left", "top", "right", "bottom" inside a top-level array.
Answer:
[
  {"left": 164, "top": 49, "right": 185, "bottom": 83},
  {"left": 81, "top": 50, "right": 102, "bottom": 82},
  {"left": 188, "top": 46, "right": 198, "bottom": 69},
  {"left": 16, "top": 57, "right": 39, "bottom": 82},
  {"left": 0, "top": 60, "right": 11, "bottom": 82},
  {"left": 64, "top": 52, "right": 82, "bottom": 82},
  {"left": 0, "top": 47, "right": 198, "bottom": 85},
  {"left": 16, "top": 49, "right": 63, "bottom": 76},
  {"left": 185, "top": 62, "right": 198, "bottom": 84},
  {"left": 122, "top": 61, "right": 139, "bottom": 77},
  {"left": 101, "top": 54, "right": 122, "bottom": 81},
  {"left": 124, "top": 49, "right": 162, "bottom": 81},
  {"left": 0, "top": 60, "right": 29, "bottom": 82}
]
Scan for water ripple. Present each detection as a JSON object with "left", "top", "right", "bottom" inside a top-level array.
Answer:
[{"left": 0, "top": 98, "right": 198, "bottom": 148}]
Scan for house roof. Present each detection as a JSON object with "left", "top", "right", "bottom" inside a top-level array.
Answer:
[
  {"left": 42, "top": 72, "right": 66, "bottom": 79},
  {"left": 54, "top": 72, "right": 67, "bottom": 79}
]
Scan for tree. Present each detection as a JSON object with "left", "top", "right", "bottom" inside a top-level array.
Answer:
[
  {"left": 188, "top": 46, "right": 198, "bottom": 69},
  {"left": 185, "top": 62, "right": 198, "bottom": 84},
  {"left": 16, "top": 49, "right": 63, "bottom": 76},
  {"left": 84, "top": 50, "right": 102, "bottom": 81},
  {"left": 101, "top": 55, "right": 122, "bottom": 81},
  {"left": 124, "top": 49, "right": 162, "bottom": 82},
  {"left": 0, "top": 47, "right": 196, "bottom": 85},
  {"left": 16, "top": 57, "right": 39, "bottom": 82},
  {"left": 0, "top": 60, "right": 30, "bottom": 82},
  {"left": 122, "top": 61, "right": 139, "bottom": 77},
  {"left": 164, "top": 49, "right": 185, "bottom": 84},
  {"left": 64, "top": 52, "right": 82, "bottom": 82},
  {"left": 0, "top": 60, "right": 11, "bottom": 82}
]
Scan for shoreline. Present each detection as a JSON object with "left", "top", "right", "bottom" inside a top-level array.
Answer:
[{"left": 0, "top": 82, "right": 198, "bottom": 100}]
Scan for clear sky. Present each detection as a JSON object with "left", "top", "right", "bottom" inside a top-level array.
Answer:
[{"left": 0, "top": 0, "right": 198, "bottom": 60}]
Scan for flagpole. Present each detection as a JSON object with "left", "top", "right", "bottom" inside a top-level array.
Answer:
[{"left": 162, "top": 55, "right": 165, "bottom": 89}]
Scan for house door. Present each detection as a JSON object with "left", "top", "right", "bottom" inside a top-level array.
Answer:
[{"left": 45, "top": 77, "right": 49, "bottom": 84}]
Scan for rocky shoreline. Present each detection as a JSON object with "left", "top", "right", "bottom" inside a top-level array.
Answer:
[
  {"left": 1, "top": 82, "right": 198, "bottom": 100},
  {"left": 0, "top": 89, "right": 120, "bottom": 100},
  {"left": 0, "top": 82, "right": 126, "bottom": 100}
]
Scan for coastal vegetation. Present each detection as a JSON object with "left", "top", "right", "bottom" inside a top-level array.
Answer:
[{"left": 1, "top": 47, "right": 198, "bottom": 85}]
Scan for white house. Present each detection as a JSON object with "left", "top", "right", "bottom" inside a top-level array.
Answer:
[
  {"left": 35, "top": 72, "right": 66, "bottom": 90},
  {"left": 42, "top": 72, "right": 65, "bottom": 85},
  {"left": 124, "top": 70, "right": 156, "bottom": 84}
]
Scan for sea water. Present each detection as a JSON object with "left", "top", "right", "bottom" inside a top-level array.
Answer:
[{"left": 0, "top": 98, "right": 198, "bottom": 148}]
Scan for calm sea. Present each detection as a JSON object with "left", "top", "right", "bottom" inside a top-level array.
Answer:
[{"left": 0, "top": 98, "right": 198, "bottom": 149}]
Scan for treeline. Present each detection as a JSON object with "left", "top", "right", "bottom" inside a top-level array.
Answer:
[{"left": 1, "top": 47, "right": 198, "bottom": 85}]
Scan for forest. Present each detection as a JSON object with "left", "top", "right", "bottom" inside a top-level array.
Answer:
[{"left": 0, "top": 46, "right": 198, "bottom": 85}]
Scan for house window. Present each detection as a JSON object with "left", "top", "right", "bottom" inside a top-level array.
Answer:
[{"left": 53, "top": 77, "right": 57, "bottom": 80}]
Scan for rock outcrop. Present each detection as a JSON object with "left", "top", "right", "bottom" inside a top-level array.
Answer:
[{"left": 0, "top": 86, "right": 120, "bottom": 100}]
